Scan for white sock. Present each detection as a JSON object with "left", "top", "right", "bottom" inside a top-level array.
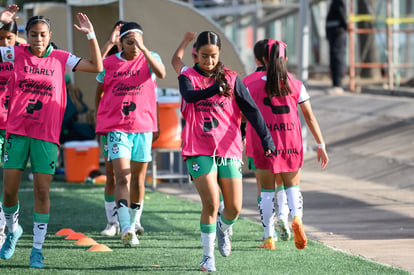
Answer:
[
  {"left": 201, "top": 232, "right": 215, "bottom": 257},
  {"left": 260, "top": 191, "right": 275, "bottom": 238},
  {"left": 4, "top": 207, "right": 19, "bottom": 233},
  {"left": 0, "top": 202, "right": 6, "bottom": 232},
  {"left": 218, "top": 215, "right": 235, "bottom": 233},
  {"left": 104, "top": 201, "right": 118, "bottom": 225},
  {"left": 33, "top": 222, "right": 48, "bottom": 250},
  {"left": 276, "top": 188, "right": 289, "bottom": 219},
  {"left": 286, "top": 186, "right": 303, "bottom": 219},
  {"left": 132, "top": 200, "right": 144, "bottom": 226}
]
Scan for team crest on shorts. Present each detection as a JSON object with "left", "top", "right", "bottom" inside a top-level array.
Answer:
[
  {"left": 104, "top": 143, "right": 108, "bottom": 152},
  {"left": 3, "top": 152, "right": 8, "bottom": 162},
  {"left": 112, "top": 144, "right": 119, "bottom": 155},
  {"left": 192, "top": 161, "right": 200, "bottom": 172}
]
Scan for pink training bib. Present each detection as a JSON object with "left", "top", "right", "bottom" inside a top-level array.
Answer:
[
  {"left": 247, "top": 73, "right": 304, "bottom": 173},
  {"left": 96, "top": 53, "right": 158, "bottom": 135},
  {"left": 6, "top": 46, "right": 70, "bottom": 145},
  {"left": 180, "top": 67, "right": 243, "bottom": 159},
  {"left": 243, "top": 70, "right": 266, "bottom": 157},
  {"left": 0, "top": 61, "right": 14, "bottom": 129}
]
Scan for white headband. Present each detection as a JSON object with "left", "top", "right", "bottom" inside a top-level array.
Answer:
[{"left": 120, "top": 29, "right": 143, "bottom": 38}]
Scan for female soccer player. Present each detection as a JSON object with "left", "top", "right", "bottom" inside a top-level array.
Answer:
[
  {"left": 0, "top": 5, "right": 102, "bottom": 268},
  {"left": 0, "top": 19, "right": 22, "bottom": 248},
  {"left": 243, "top": 39, "right": 291, "bottom": 245},
  {"left": 95, "top": 21, "right": 165, "bottom": 247},
  {"left": 246, "top": 39, "right": 328, "bottom": 250},
  {"left": 178, "top": 30, "right": 274, "bottom": 272}
]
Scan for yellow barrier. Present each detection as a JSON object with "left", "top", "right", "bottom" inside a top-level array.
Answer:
[{"left": 349, "top": 14, "right": 414, "bottom": 24}]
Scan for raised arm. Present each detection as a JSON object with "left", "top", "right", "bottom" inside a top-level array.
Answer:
[
  {"left": 101, "top": 24, "right": 122, "bottom": 58},
  {"left": 171, "top": 32, "right": 197, "bottom": 75},
  {"left": 0, "top": 4, "right": 19, "bottom": 25},
  {"left": 73, "top": 13, "right": 103, "bottom": 73},
  {"left": 128, "top": 31, "right": 166, "bottom": 79}
]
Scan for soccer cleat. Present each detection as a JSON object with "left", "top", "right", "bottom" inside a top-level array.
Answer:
[
  {"left": 199, "top": 255, "right": 216, "bottom": 272},
  {"left": 259, "top": 236, "right": 276, "bottom": 250},
  {"left": 260, "top": 231, "right": 277, "bottom": 241},
  {"left": 228, "top": 226, "right": 233, "bottom": 237},
  {"left": 277, "top": 218, "right": 291, "bottom": 241},
  {"left": 216, "top": 224, "right": 231, "bottom": 257},
  {"left": 292, "top": 216, "right": 307, "bottom": 249},
  {"left": 131, "top": 232, "right": 139, "bottom": 246},
  {"left": 0, "top": 224, "right": 5, "bottom": 248},
  {"left": 135, "top": 223, "right": 144, "bottom": 236},
  {"left": 101, "top": 223, "right": 120, "bottom": 236},
  {"left": 0, "top": 232, "right": 5, "bottom": 248},
  {"left": 0, "top": 224, "right": 23, "bottom": 260},
  {"left": 121, "top": 229, "right": 134, "bottom": 248},
  {"left": 29, "top": 248, "right": 44, "bottom": 268}
]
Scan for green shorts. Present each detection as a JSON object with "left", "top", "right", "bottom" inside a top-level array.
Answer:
[
  {"left": 186, "top": 155, "right": 242, "bottom": 179},
  {"left": 3, "top": 134, "right": 59, "bottom": 174},
  {"left": 0, "top": 129, "right": 5, "bottom": 161},
  {"left": 247, "top": 156, "right": 257, "bottom": 171},
  {"left": 101, "top": 135, "right": 109, "bottom": 158}
]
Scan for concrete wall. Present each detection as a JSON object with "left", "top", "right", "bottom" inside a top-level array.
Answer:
[
  {"left": 122, "top": 0, "right": 247, "bottom": 90},
  {"left": 23, "top": 0, "right": 246, "bottom": 111}
]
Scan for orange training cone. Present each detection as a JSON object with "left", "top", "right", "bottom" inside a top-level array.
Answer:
[
  {"left": 93, "top": 174, "right": 107, "bottom": 184},
  {"left": 88, "top": 244, "right": 112, "bottom": 252},
  {"left": 56, "top": 228, "right": 75, "bottom": 236},
  {"left": 65, "top": 232, "right": 87, "bottom": 240},
  {"left": 74, "top": 237, "right": 98, "bottom": 246}
]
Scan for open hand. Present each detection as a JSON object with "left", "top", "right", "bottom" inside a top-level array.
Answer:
[
  {"left": 73, "top": 13, "right": 94, "bottom": 34},
  {"left": 317, "top": 148, "right": 329, "bottom": 169},
  {"left": 0, "top": 4, "right": 19, "bottom": 24}
]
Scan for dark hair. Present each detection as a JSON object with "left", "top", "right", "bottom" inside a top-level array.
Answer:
[
  {"left": 0, "top": 20, "right": 18, "bottom": 34},
  {"left": 253, "top": 39, "right": 268, "bottom": 67},
  {"left": 120, "top": 22, "right": 143, "bottom": 42},
  {"left": 25, "top": 16, "right": 51, "bottom": 33},
  {"left": 195, "top": 31, "right": 230, "bottom": 97},
  {"left": 192, "top": 42, "right": 197, "bottom": 58},
  {"left": 107, "top": 20, "right": 127, "bottom": 56},
  {"left": 265, "top": 41, "right": 291, "bottom": 97}
]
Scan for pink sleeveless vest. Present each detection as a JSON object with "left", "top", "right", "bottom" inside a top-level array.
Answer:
[
  {"left": 180, "top": 67, "right": 242, "bottom": 159},
  {"left": 247, "top": 73, "right": 304, "bottom": 173},
  {"left": 6, "top": 46, "right": 70, "bottom": 145},
  {"left": 96, "top": 53, "right": 157, "bottom": 135},
  {"left": 243, "top": 70, "right": 266, "bottom": 87},
  {"left": 243, "top": 70, "right": 266, "bottom": 157},
  {"left": 0, "top": 61, "right": 13, "bottom": 129}
]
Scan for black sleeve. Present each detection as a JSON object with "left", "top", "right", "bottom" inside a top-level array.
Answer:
[
  {"left": 240, "top": 122, "right": 246, "bottom": 140},
  {"left": 179, "top": 74, "right": 221, "bottom": 103},
  {"left": 234, "top": 76, "right": 275, "bottom": 152}
]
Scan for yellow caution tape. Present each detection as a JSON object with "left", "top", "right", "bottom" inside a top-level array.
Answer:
[{"left": 349, "top": 14, "right": 414, "bottom": 24}]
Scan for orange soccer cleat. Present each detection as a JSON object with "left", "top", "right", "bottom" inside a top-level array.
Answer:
[{"left": 292, "top": 216, "right": 307, "bottom": 249}]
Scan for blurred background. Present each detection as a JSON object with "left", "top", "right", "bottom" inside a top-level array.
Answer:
[{"left": 2, "top": 0, "right": 413, "bottom": 110}]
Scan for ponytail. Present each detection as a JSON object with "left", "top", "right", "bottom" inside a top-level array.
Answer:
[{"left": 265, "top": 40, "right": 291, "bottom": 97}]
